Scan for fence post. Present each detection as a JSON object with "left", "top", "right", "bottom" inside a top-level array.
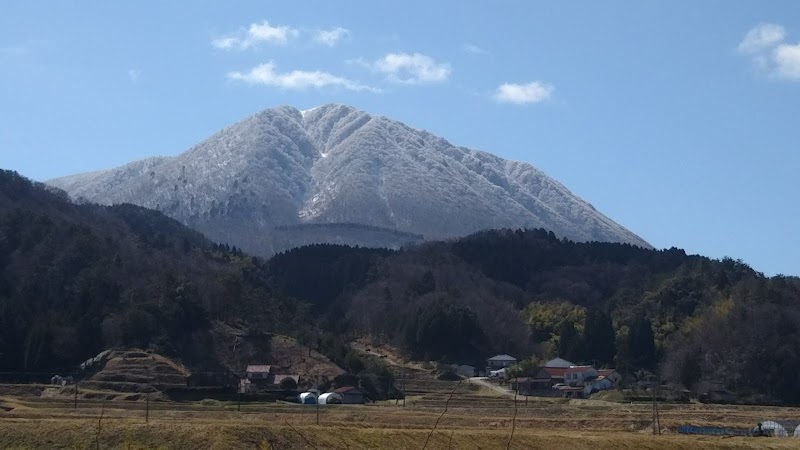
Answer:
[{"left": 146, "top": 392, "right": 149, "bottom": 423}]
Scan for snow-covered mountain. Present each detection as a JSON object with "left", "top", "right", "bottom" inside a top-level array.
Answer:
[{"left": 48, "top": 104, "right": 650, "bottom": 255}]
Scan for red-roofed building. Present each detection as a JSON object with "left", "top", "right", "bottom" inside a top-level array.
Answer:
[
  {"left": 334, "top": 386, "right": 365, "bottom": 404},
  {"left": 542, "top": 367, "right": 567, "bottom": 380}
]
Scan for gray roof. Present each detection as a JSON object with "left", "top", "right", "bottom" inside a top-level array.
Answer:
[
  {"left": 487, "top": 354, "right": 517, "bottom": 362},
  {"left": 544, "top": 357, "right": 575, "bottom": 368}
]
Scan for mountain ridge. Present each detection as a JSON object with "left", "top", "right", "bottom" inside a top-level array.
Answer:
[{"left": 48, "top": 104, "right": 650, "bottom": 255}]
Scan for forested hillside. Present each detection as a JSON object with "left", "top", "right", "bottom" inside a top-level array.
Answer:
[
  {"left": 0, "top": 170, "right": 306, "bottom": 374},
  {"left": 269, "top": 231, "right": 800, "bottom": 403},
  {"left": 3, "top": 169, "right": 800, "bottom": 404}
]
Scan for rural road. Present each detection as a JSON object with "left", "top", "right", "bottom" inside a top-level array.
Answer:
[{"left": 470, "top": 377, "right": 518, "bottom": 398}]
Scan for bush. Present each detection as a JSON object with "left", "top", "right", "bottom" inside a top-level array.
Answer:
[
  {"left": 279, "top": 377, "right": 298, "bottom": 390},
  {"left": 436, "top": 369, "right": 461, "bottom": 381}
]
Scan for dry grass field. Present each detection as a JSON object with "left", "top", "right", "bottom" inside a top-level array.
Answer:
[{"left": 2, "top": 379, "right": 799, "bottom": 449}]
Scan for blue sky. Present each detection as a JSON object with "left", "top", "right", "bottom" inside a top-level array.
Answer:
[{"left": 1, "top": 1, "right": 799, "bottom": 276}]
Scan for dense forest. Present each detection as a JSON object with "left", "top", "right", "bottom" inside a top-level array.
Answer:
[{"left": 2, "top": 170, "right": 800, "bottom": 404}]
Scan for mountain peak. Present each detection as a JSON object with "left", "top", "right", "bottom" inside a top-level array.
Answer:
[{"left": 48, "top": 104, "right": 650, "bottom": 255}]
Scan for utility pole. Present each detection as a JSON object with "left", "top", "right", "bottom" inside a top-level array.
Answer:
[
  {"left": 146, "top": 392, "right": 149, "bottom": 423},
  {"left": 402, "top": 369, "right": 406, "bottom": 407},
  {"left": 74, "top": 382, "right": 78, "bottom": 409},
  {"left": 316, "top": 398, "right": 320, "bottom": 425},
  {"left": 651, "top": 382, "right": 660, "bottom": 435}
]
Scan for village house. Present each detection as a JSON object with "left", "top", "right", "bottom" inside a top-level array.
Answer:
[
  {"left": 486, "top": 354, "right": 517, "bottom": 370},
  {"left": 246, "top": 365, "right": 272, "bottom": 381},
  {"left": 334, "top": 386, "right": 366, "bottom": 404},
  {"left": 509, "top": 373, "right": 561, "bottom": 397},
  {"left": 543, "top": 357, "right": 575, "bottom": 368},
  {"left": 557, "top": 366, "right": 621, "bottom": 398},
  {"left": 565, "top": 365, "right": 597, "bottom": 386}
]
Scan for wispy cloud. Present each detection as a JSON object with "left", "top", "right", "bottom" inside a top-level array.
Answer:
[
  {"left": 313, "top": 27, "right": 350, "bottom": 47},
  {"left": 738, "top": 23, "right": 800, "bottom": 81},
  {"left": 212, "top": 21, "right": 299, "bottom": 50},
  {"left": 227, "top": 62, "right": 380, "bottom": 92},
  {"left": 493, "top": 82, "right": 554, "bottom": 105},
  {"left": 128, "top": 69, "right": 142, "bottom": 83},
  {"left": 0, "top": 45, "right": 29, "bottom": 56},
  {"left": 358, "top": 52, "right": 451, "bottom": 84},
  {"left": 462, "top": 44, "right": 488, "bottom": 55},
  {"left": 738, "top": 23, "right": 785, "bottom": 54}
]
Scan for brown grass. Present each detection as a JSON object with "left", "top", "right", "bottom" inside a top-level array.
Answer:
[
  {"left": 0, "top": 417, "right": 796, "bottom": 450},
  {"left": 1, "top": 392, "right": 798, "bottom": 449}
]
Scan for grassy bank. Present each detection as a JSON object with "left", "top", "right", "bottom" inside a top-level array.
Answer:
[{"left": 0, "top": 418, "right": 796, "bottom": 450}]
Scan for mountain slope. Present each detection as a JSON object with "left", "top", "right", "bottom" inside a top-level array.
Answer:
[
  {"left": 0, "top": 169, "right": 307, "bottom": 374},
  {"left": 49, "top": 104, "right": 649, "bottom": 255}
]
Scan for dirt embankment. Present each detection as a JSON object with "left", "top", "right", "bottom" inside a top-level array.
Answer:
[{"left": 210, "top": 322, "right": 344, "bottom": 382}]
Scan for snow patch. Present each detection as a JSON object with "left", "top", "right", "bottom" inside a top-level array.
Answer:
[{"left": 300, "top": 106, "right": 321, "bottom": 119}]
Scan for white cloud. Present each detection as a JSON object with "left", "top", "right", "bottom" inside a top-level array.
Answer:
[
  {"left": 493, "top": 82, "right": 554, "bottom": 105},
  {"left": 738, "top": 23, "right": 785, "bottom": 54},
  {"left": 212, "top": 21, "right": 299, "bottom": 50},
  {"left": 737, "top": 23, "right": 800, "bottom": 81},
  {"left": 366, "top": 52, "right": 451, "bottom": 84},
  {"left": 773, "top": 43, "right": 800, "bottom": 80},
  {"left": 227, "top": 62, "right": 380, "bottom": 92},
  {"left": 128, "top": 69, "right": 142, "bottom": 83},
  {"left": 314, "top": 27, "right": 350, "bottom": 47},
  {"left": 462, "top": 44, "right": 488, "bottom": 55}
]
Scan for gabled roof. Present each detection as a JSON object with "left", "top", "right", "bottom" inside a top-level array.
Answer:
[
  {"left": 246, "top": 365, "right": 271, "bottom": 373},
  {"left": 565, "top": 365, "right": 595, "bottom": 373},
  {"left": 334, "top": 386, "right": 363, "bottom": 394},
  {"left": 544, "top": 357, "right": 575, "bottom": 368},
  {"left": 543, "top": 367, "right": 567, "bottom": 378},
  {"left": 597, "top": 369, "right": 617, "bottom": 377},
  {"left": 487, "top": 354, "right": 517, "bottom": 362}
]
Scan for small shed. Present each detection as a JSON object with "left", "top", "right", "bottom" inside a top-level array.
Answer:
[
  {"left": 454, "top": 364, "right": 476, "bottom": 378},
  {"left": 318, "top": 392, "right": 343, "bottom": 405},
  {"left": 298, "top": 392, "right": 318, "bottom": 404},
  {"left": 239, "top": 378, "right": 255, "bottom": 394},
  {"left": 334, "top": 386, "right": 365, "bottom": 404}
]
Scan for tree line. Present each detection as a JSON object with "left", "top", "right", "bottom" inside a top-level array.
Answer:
[{"left": 2, "top": 169, "right": 800, "bottom": 403}]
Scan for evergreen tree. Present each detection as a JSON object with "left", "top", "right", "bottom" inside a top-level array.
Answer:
[
  {"left": 583, "top": 310, "right": 616, "bottom": 366},
  {"left": 558, "top": 321, "right": 583, "bottom": 362},
  {"left": 627, "top": 317, "right": 656, "bottom": 370}
]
